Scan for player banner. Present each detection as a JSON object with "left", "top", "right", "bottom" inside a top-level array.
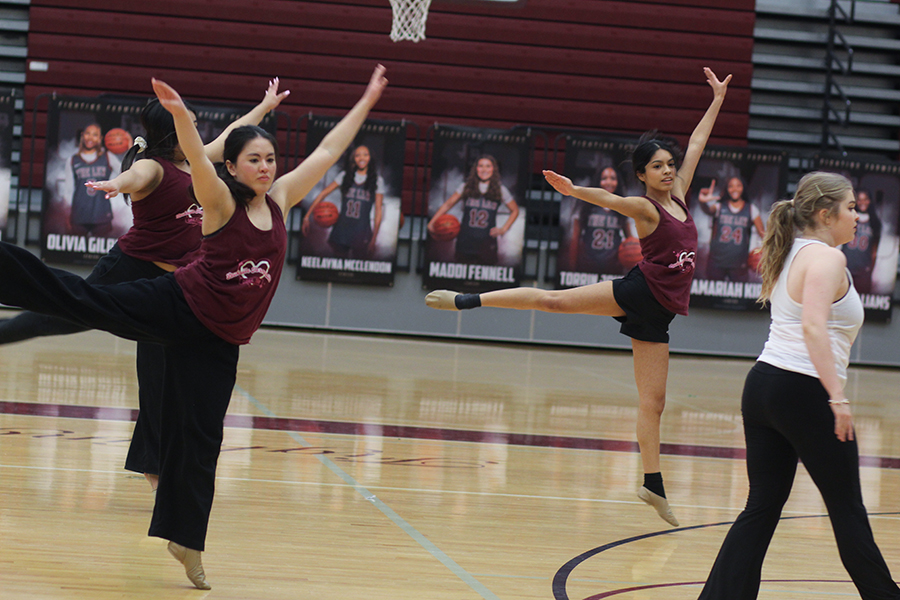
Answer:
[
  {"left": 688, "top": 147, "right": 789, "bottom": 311},
  {"left": 0, "top": 93, "right": 14, "bottom": 241},
  {"left": 297, "top": 116, "right": 405, "bottom": 286},
  {"left": 423, "top": 125, "right": 529, "bottom": 292},
  {"left": 556, "top": 135, "right": 644, "bottom": 289},
  {"left": 815, "top": 156, "right": 900, "bottom": 322},
  {"left": 41, "top": 96, "right": 274, "bottom": 265},
  {"left": 41, "top": 98, "right": 137, "bottom": 263}
]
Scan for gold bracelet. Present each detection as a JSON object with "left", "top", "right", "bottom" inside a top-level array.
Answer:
[{"left": 828, "top": 399, "right": 850, "bottom": 405}]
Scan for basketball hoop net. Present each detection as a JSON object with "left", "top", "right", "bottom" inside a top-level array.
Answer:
[{"left": 390, "top": 0, "right": 433, "bottom": 42}]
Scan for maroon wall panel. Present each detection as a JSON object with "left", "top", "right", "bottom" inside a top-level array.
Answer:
[{"left": 25, "top": 0, "right": 755, "bottom": 193}]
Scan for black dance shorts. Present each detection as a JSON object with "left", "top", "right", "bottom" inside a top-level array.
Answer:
[{"left": 611, "top": 266, "right": 676, "bottom": 344}]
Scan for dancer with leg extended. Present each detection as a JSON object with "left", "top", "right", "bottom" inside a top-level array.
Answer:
[
  {"left": 426, "top": 67, "right": 731, "bottom": 527},
  {"left": 697, "top": 172, "right": 900, "bottom": 600},
  {"left": 0, "top": 80, "right": 289, "bottom": 491},
  {"left": 0, "top": 65, "right": 387, "bottom": 589}
]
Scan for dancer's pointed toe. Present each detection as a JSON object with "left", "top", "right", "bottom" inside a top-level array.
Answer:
[
  {"left": 425, "top": 290, "right": 460, "bottom": 310},
  {"left": 638, "top": 486, "right": 679, "bottom": 527},
  {"left": 168, "top": 541, "right": 211, "bottom": 590}
]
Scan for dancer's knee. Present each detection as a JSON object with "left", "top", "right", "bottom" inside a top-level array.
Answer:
[
  {"left": 539, "top": 291, "right": 573, "bottom": 312},
  {"left": 639, "top": 395, "right": 666, "bottom": 418}
]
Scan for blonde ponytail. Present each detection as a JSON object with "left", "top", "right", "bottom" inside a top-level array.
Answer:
[{"left": 757, "top": 171, "right": 852, "bottom": 302}]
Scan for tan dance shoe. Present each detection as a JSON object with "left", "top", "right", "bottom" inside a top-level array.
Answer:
[
  {"left": 167, "top": 540, "right": 211, "bottom": 590},
  {"left": 425, "top": 290, "right": 460, "bottom": 310},
  {"left": 638, "top": 486, "right": 680, "bottom": 527}
]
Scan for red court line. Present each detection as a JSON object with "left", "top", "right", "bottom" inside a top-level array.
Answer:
[{"left": 2, "top": 400, "right": 899, "bottom": 468}]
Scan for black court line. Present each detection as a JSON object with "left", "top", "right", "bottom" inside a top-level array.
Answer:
[{"left": 552, "top": 512, "right": 900, "bottom": 600}]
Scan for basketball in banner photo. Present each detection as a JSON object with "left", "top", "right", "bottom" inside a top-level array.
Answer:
[
  {"left": 747, "top": 247, "right": 762, "bottom": 273},
  {"left": 430, "top": 213, "right": 460, "bottom": 241},
  {"left": 104, "top": 128, "right": 133, "bottom": 154},
  {"left": 312, "top": 201, "right": 339, "bottom": 227},
  {"left": 618, "top": 237, "right": 643, "bottom": 269}
]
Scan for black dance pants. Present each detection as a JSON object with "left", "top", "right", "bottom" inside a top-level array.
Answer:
[
  {"left": 0, "top": 241, "right": 238, "bottom": 551},
  {"left": 0, "top": 243, "right": 169, "bottom": 475},
  {"left": 698, "top": 362, "right": 900, "bottom": 600}
]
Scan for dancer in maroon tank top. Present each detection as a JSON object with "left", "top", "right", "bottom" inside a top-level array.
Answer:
[
  {"left": 0, "top": 80, "right": 288, "bottom": 492},
  {"left": 426, "top": 67, "right": 731, "bottom": 529},
  {"left": 0, "top": 65, "right": 387, "bottom": 590}
]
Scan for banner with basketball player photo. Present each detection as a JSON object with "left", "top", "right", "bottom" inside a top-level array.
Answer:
[
  {"left": 556, "top": 135, "right": 645, "bottom": 290},
  {"left": 0, "top": 93, "right": 15, "bottom": 241},
  {"left": 41, "top": 96, "right": 276, "bottom": 265},
  {"left": 687, "top": 147, "right": 789, "bottom": 311},
  {"left": 423, "top": 125, "right": 530, "bottom": 292},
  {"left": 296, "top": 116, "right": 405, "bottom": 286},
  {"left": 814, "top": 156, "right": 900, "bottom": 322}
]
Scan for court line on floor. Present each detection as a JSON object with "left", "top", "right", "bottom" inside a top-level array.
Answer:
[
  {"left": 4, "top": 399, "right": 899, "bottom": 469},
  {"left": 232, "top": 385, "right": 502, "bottom": 600},
  {"left": 4, "top": 463, "right": 900, "bottom": 523}
]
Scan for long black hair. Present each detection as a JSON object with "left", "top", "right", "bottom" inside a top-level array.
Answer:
[
  {"left": 630, "top": 130, "right": 683, "bottom": 188},
  {"left": 208, "top": 125, "right": 279, "bottom": 209},
  {"left": 592, "top": 164, "right": 624, "bottom": 195},
  {"left": 340, "top": 144, "right": 379, "bottom": 199},
  {"left": 120, "top": 97, "right": 199, "bottom": 173}
]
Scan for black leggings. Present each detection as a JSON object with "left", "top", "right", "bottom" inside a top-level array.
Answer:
[
  {"left": 698, "top": 362, "right": 900, "bottom": 600},
  {"left": 0, "top": 243, "right": 169, "bottom": 476},
  {"left": 0, "top": 241, "right": 238, "bottom": 551}
]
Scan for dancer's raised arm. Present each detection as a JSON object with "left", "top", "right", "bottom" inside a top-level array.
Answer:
[
  {"left": 270, "top": 65, "right": 388, "bottom": 217},
  {"left": 151, "top": 78, "right": 232, "bottom": 218},
  {"left": 674, "top": 67, "right": 731, "bottom": 198},
  {"left": 205, "top": 78, "right": 289, "bottom": 162}
]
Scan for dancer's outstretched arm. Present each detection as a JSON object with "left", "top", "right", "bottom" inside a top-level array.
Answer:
[
  {"left": 543, "top": 169, "right": 649, "bottom": 219},
  {"left": 86, "top": 159, "right": 163, "bottom": 201},
  {"left": 543, "top": 170, "right": 657, "bottom": 224}
]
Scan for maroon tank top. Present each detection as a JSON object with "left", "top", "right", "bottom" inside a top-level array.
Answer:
[
  {"left": 637, "top": 196, "right": 697, "bottom": 315},
  {"left": 174, "top": 195, "right": 287, "bottom": 345},
  {"left": 117, "top": 158, "right": 202, "bottom": 267}
]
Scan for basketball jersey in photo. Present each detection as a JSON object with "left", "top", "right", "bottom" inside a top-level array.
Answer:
[
  {"left": 329, "top": 171, "right": 377, "bottom": 247},
  {"left": 710, "top": 201, "right": 753, "bottom": 268},
  {"left": 578, "top": 203, "right": 626, "bottom": 267},
  {"left": 842, "top": 211, "right": 881, "bottom": 273},
  {"left": 70, "top": 152, "right": 114, "bottom": 226},
  {"left": 455, "top": 181, "right": 513, "bottom": 248}
]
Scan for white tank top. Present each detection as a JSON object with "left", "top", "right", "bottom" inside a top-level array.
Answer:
[{"left": 757, "top": 238, "right": 864, "bottom": 383}]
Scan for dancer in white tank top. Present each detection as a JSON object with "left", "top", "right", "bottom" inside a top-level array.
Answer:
[{"left": 697, "top": 171, "right": 900, "bottom": 600}]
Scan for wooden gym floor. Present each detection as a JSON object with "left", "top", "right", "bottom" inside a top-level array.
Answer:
[{"left": 1, "top": 308, "right": 899, "bottom": 599}]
